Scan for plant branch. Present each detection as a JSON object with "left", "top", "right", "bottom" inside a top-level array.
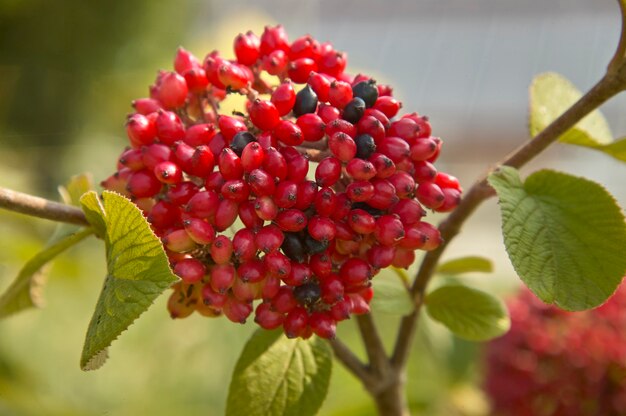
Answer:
[
  {"left": 328, "top": 338, "right": 375, "bottom": 385},
  {"left": 0, "top": 186, "right": 89, "bottom": 226},
  {"left": 356, "top": 314, "right": 390, "bottom": 377},
  {"left": 391, "top": 70, "right": 626, "bottom": 370}
]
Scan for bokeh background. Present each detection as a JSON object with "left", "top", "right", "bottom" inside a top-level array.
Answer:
[{"left": 1, "top": 0, "right": 626, "bottom": 415}]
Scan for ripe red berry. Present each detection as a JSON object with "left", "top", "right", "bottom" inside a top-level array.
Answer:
[
  {"left": 296, "top": 113, "right": 325, "bottom": 142},
  {"left": 234, "top": 31, "right": 261, "bottom": 65},
  {"left": 283, "top": 307, "right": 309, "bottom": 338},
  {"left": 260, "top": 25, "right": 289, "bottom": 56},
  {"left": 288, "top": 58, "right": 318, "bottom": 84},
  {"left": 328, "top": 132, "right": 357, "bottom": 162},
  {"left": 156, "top": 72, "right": 188, "bottom": 109},
  {"left": 155, "top": 110, "right": 185, "bottom": 145},
  {"left": 183, "top": 217, "right": 216, "bottom": 245},
  {"left": 271, "top": 80, "right": 297, "bottom": 116},
  {"left": 210, "top": 236, "right": 234, "bottom": 266},
  {"left": 416, "top": 181, "right": 445, "bottom": 209},
  {"left": 347, "top": 209, "right": 376, "bottom": 235},
  {"left": 127, "top": 169, "right": 162, "bottom": 198},
  {"left": 174, "top": 258, "right": 206, "bottom": 284},
  {"left": 315, "top": 157, "right": 342, "bottom": 187},
  {"left": 275, "top": 209, "right": 308, "bottom": 232},
  {"left": 126, "top": 114, "right": 157, "bottom": 147},
  {"left": 273, "top": 119, "right": 303, "bottom": 146},
  {"left": 309, "top": 311, "right": 337, "bottom": 339},
  {"left": 328, "top": 80, "right": 353, "bottom": 109},
  {"left": 254, "top": 302, "right": 284, "bottom": 330},
  {"left": 255, "top": 224, "right": 284, "bottom": 253}
]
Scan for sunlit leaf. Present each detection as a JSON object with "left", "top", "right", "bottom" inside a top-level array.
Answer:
[
  {"left": 79, "top": 191, "right": 177, "bottom": 370},
  {"left": 488, "top": 166, "right": 626, "bottom": 310},
  {"left": 529, "top": 72, "right": 626, "bottom": 162}
]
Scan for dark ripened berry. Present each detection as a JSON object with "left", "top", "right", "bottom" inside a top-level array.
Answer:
[
  {"left": 293, "top": 85, "right": 318, "bottom": 117},
  {"left": 281, "top": 232, "right": 306, "bottom": 263},
  {"left": 355, "top": 134, "right": 377, "bottom": 159},
  {"left": 342, "top": 97, "right": 366, "bottom": 124},
  {"left": 303, "top": 232, "right": 329, "bottom": 254},
  {"left": 293, "top": 282, "right": 321, "bottom": 307},
  {"left": 352, "top": 80, "right": 379, "bottom": 108},
  {"left": 230, "top": 131, "right": 257, "bottom": 156}
]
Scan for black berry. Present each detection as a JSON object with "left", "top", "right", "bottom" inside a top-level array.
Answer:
[
  {"left": 355, "top": 134, "right": 376, "bottom": 159},
  {"left": 342, "top": 97, "right": 366, "bottom": 124},
  {"left": 293, "top": 85, "right": 318, "bottom": 117},
  {"left": 352, "top": 80, "right": 378, "bottom": 108}
]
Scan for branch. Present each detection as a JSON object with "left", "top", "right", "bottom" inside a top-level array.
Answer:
[
  {"left": 328, "top": 338, "right": 376, "bottom": 386},
  {"left": 0, "top": 186, "right": 89, "bottom": 226},
  {"left": 391, "top": 70, "right": 625, "bottom": 370},
  {"left": 356, "top": 314, "right": 389, "bottom": 376}
]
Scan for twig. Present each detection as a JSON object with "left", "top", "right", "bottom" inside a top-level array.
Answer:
[
  {"left": 0, "top": 186, "right": 89, "bottom": 226},
  {"left": 391, "top": 71, "right": 625, "bottom": 370},
  {"left": 328, "top": 338, "right": 375, "bottom": 385},
  {"left": 356, "top": 314, "right": 390, "bottom": 377}
]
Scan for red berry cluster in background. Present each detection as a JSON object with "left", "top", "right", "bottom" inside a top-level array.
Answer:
[
  {"left": 101, "top": 25, "right": 462, "bottom": 339},
  {"left": 484, "top": 285, "right": 626, "bottom": 416}
]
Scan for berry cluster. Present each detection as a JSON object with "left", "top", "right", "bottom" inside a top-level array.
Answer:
[
  {"left": 101, "top": 25, "right": 462, "bottom": 339},
  {"left": 484, "top": 286, "right": 626, "bottom": 416}
]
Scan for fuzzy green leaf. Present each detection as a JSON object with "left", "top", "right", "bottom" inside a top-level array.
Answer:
[
  {"left": 226, "top": 330, "right": 332, "bottom": 416},
  {"left": 370, "top": 272, "right": 414, "bottom": 315},
  {"left": 79, "top": 191, "right": 177, "bottom": 371},
  {"left": 488, "top": 167, "right": 626, "bottom": 311},
  {"left": 436, "top": 256, "right": 493, "bottom": 275},
  {"left": 0, "top": 228, "right": 94, "bottom": 319},
  {"left": 529, "top": 72, "right": 626, "bottom": 162},
  {"left": 425, "top": 285, "right": 510, "bottom": 341}
]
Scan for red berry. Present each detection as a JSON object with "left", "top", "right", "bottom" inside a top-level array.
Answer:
[
  {"left": 163, "top": 228, "right": 196, "bottom": 252},
  {"left": 219, "top": 148, "right": 244, "bottom": 180},
  {"left": 239, "top": 200, "right": 264, "bottom": 230},
  {"left": 374, "top": 95, "right": 401, "bottom": 118},
  {"left": 149, "top": 200, "right": 181, "bottom": 229},
  {"left": 157, "top": 72, "right": 188, "bottom": 109},
  {"left": 274, "top": 181, "right": 298, "bottom": 208},
  {"left": 273, "top": 119, "right": 303, "bottom": 146},
  {"left": 328, "top": 132, "right": 357, "bottom": 162},
  {"left": 202, "top": 284, "right": 228, "bottom": 308},
  {"left": 211, "top": 236, "right": 233, "bottom": 265},
  {"left": 275, "top": 209, "right": 308, "bottom": 232},
  {"left": 210, "top": 264, "right": 236, "bottom": 293},
  {"left": 167, "top": 181, "right": 200, "bottom": 205},
  {"left": 184, "top": 124, "right": 217, "bottom": 147},
  {"left": 255, "top": 224, "right": 284, "bottom": 253},
  {"left": 174, "top": 258, "right": 206, "bottom": 284},
  {"left": 261, "top": 50, "right": 288, "bottom": 75},
  {"left": 294, "top": 180, "right": 318, "bottom": 211},
  {"left": 283, "top": 307, "right": 309, "bottom": 338},
  {"left": 218, "top": 115, "right": 247, "bottom": 142},
  {"left": 307, "top": 216, "right": 337, "bottom": 242},
  {"left": 288, "top": 58, "right": 318, "bottom": 84},
  {"left": 368, "top": 179, "right": 399, "bottom": 210},
  {"left": 289, "top": 35, "right": 320, "bottom": 61},
  {"left": 296, "top": 113, "right": 325, "bottom": 142},
  {"left": 248, "top": 168, "right": 276, "bottom": 197},
  {"left": 347, "top": 209, "right": 376, "bottom": 235},
  {"left": 328, "top": 80, "right": 353, "bottom": 109},
  {"left": 234, "top": 31, "right": 260, "bottom": 65},
  {"left": 318, "top": 50, "right": 347, "bottom": 78},
  {"left": 390, "top": 199, "right": 426, "bottom": 225},
  {"left": 315, "top": 157, "right": 342, "bottom": 187},
  {"left": 434, "top": 172, "right": 461, "bottom": 191},
  {"left": 183, "top": 68, "right": 209, "bottom": 93},
  {"left": 174, "top": 47, "right": 200, "bottom": 74},
  {"left": 346, "top": 181, "right": 375, "bottom": 202},
  {"left": 260, "top": 25, "right": 289, "bottom": 56},
  {"left": 221, "top": 179, "right": 250, "bottom": 203},
  {"left": 339, "top": 258, "right": 372, "bottom": 288},
  {"left": 313, "top": 187, "right": 337, "bottom": 217},
  {"left": 250, "top": 99, "right": 280, "bottom": 131},
  {"left": 271, "top": 80, "right": 296, "bottom": 116},
  {"left": 264, "top": 251, "right": 292, "bottom": 279},
  {"left": 126, "top": 114, "right": 157, "bottom": 147},
  {"left": 127, "top": 169, "right": 162, "bottom": 198},
  {"left": 255, "top": 302, "right": 284, "bottom": 330},
  {"left": 308, "top": 72, "right": 331, "bottom": 102},
  {"left": 155, "top": 110, "right": 184, "bottom": 145},
  {"left": 186, "top": 190, "right": 219, "bottom": 220},
  {"left": 366, "top": 244, "right": 396, "bottom": 269},
  {"left": 317, "top": 103, "right": 340, "bottom": 123},
  {"left": 237, "top": 259, "right": 266, "bottom": 283},
  {"left": 374, "top": 215, "right": 405, "bottom": 246},
  {"left": 263, "top": 147, "right": 288, "bottom": 181},
  {"left": 319, "top": 274, "right": 344, "bottom": 305},
  {"left": 410, "top": 137, "right": 439, "bottom": 161},
  {"left": 223, "top": 296, "right": 252, "bottom": 324},
  {"left": 309, "top": 311, "right": 336, "bottom": 339},
  {"left": 214, "top": 198, "right": 239, "bottom": 231},
  {"left": 255, "top": 195, "right": 279, "bottom": 221},
  {"left": 416, "top": 181, "right": 445, "bottom": 209},
  {"left": 132, "top": 98, "right": 161, "bottom": 115},
  {"left": 346, "top": 158, "right": 377, "bottom": 180},
  {"left": 388, "top": 172, "right": 416, "bottom": 198},
  {"left": 183, "top": 217, "right": 216, "bottom": 245}
]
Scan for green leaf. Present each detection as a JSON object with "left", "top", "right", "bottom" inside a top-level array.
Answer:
[
  {"left": 425, "top": 285, "right": 510, "bottom": 341},
  {"left": 79, "top": 191, "right": 177, "bottom": 371},
  {"left": 488, "top": 166, "right": 626, "bottom": 311},
  {"left": 436, "top": 256, "right": 493, "bottom": 275},
  {"left": 0, "top": 228, "right": 94, "bottom": 319},
  {"left": 226, "top": 330, "right": 332, "bottom": 416},
  {"left": 530, "top": 72, "right": 613, "bottom": 144},
  {"left": 58, "top": 173, "right": 94, "bottom": 206},
  {"left": 529, "top": 72, "right": 626, "bottom": 162},
  {"left": 370, "top": 272, "right": 414, "bottom": 315}
]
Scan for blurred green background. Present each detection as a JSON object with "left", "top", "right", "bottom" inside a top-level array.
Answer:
[{"left": 1, "top": 0, "right": 625, "bottom": 415}]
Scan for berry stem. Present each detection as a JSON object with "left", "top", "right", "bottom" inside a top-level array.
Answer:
[
  {"left": 391, "top": 69, "right": 626, "bottom": 371},
  {"left": 0, "top": 186, "right": 89, "bottom": 226},
  {"left": 355, "top": 314, "right": 389, "bottom": 377}
]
